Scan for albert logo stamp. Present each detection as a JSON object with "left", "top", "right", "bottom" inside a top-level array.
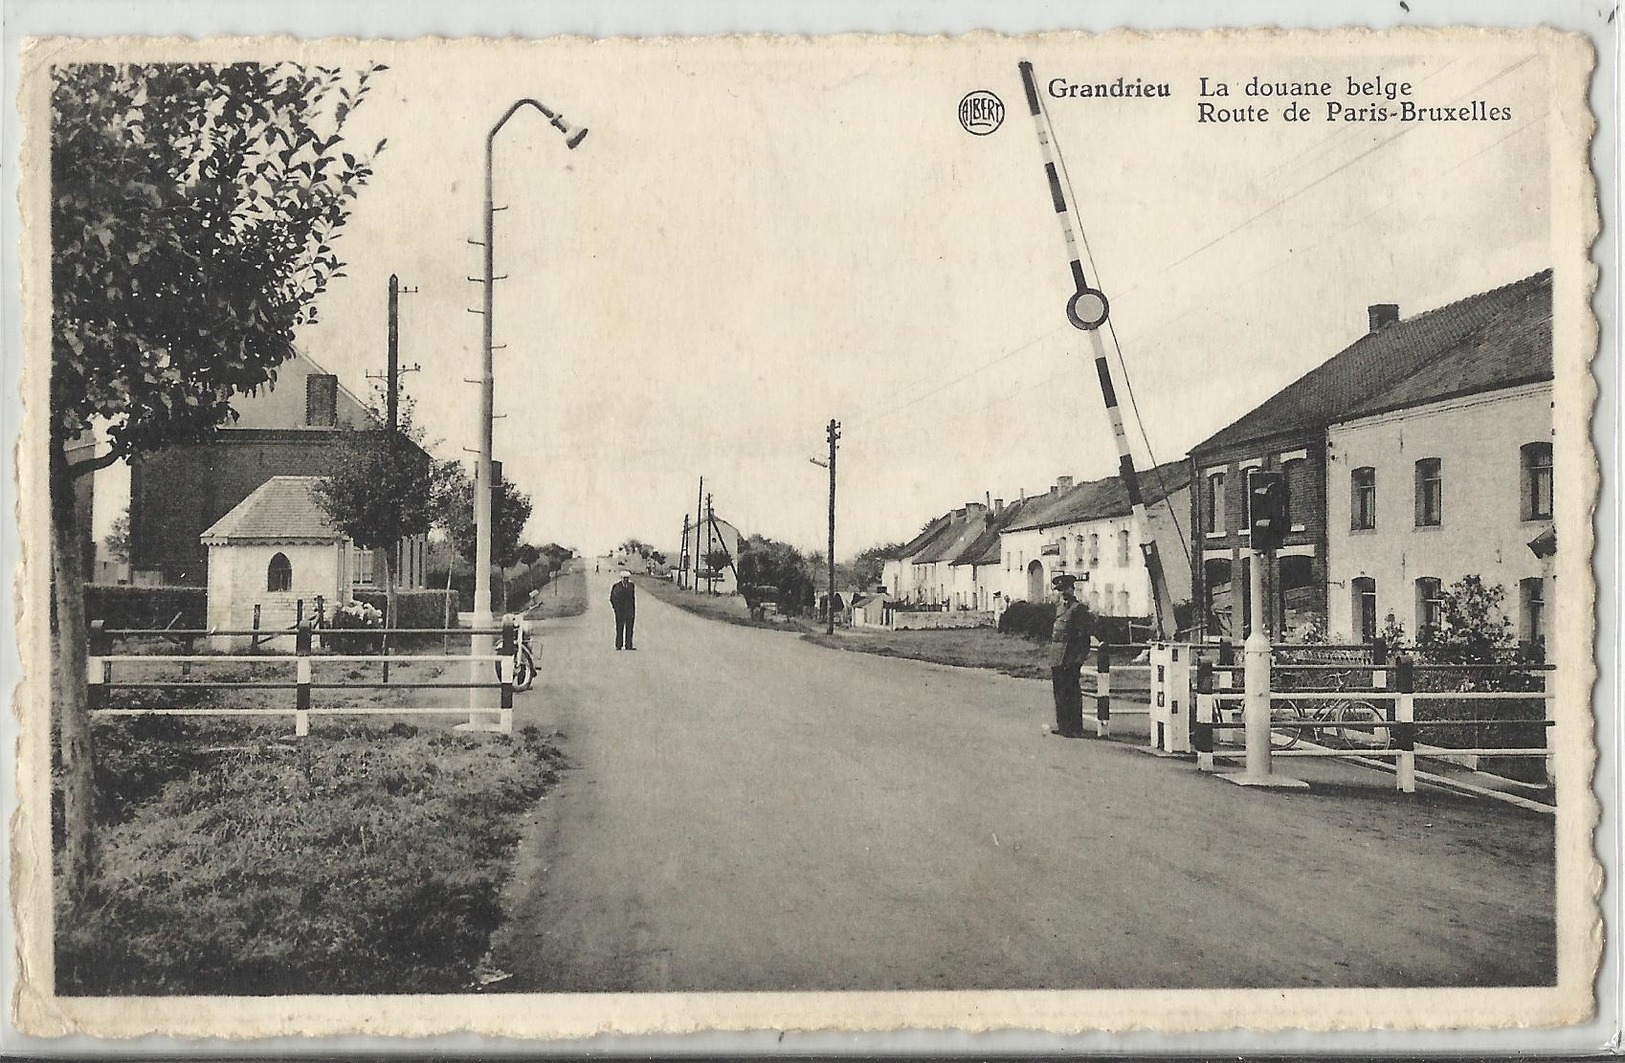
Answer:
[{"left": 958, "top": 89, "right": 1004, "bottom": 134}]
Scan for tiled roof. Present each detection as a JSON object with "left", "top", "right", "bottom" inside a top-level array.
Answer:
[
  {"left": 952, "top": 494, "right": 1044, "bottom": 566},
  {"left": 912, "top": 506, "right": 991, "bottom": 564},
  {"left": 896, "top": 513, "right": 957, "bottom": 560},
  {"left": 200, "top": 476, "right": 340, "bottom": 545},
  {"left": 1003, "top": 460, "right": 1192, "bottom": 533},
  {"left": 1193, "top": 270, "right": 1552, "bottom": 455}
]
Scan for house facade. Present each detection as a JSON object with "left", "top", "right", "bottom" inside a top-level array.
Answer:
[
  {"left": 999, "top": 465, "right": 1193, "bottom": 622},
  {"left": 130, "top": 351, "right": 429, "bottom": 591},
  {"left": 1189, "top": 270, "right": 1550, "bottom": 642},
  {"left": 1323, "top": 271, "right": 1553, "bottom": 650},
  {"left": 202, "top": 476, "right": 377, "bottom": 648}
]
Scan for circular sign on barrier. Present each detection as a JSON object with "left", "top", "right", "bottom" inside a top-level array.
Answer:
[{"left": 1066, "top": 286, "right": 1110, "bottom": 330}]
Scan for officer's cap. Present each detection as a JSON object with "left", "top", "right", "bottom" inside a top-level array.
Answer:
[{"left": 1051, "top": 573, "right": 1079, "bottom": 589}]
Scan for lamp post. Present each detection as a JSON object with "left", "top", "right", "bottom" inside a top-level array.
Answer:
[{"left": 467, "top": 98, "right": 587, "bottom": 728}]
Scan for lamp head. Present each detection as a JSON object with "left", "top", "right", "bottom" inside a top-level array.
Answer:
[{"left": 552, "top": 115, "right": 588, "bottom": 149}]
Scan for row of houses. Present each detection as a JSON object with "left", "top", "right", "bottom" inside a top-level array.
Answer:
[{"left": 885, "top": 269, "right": 1556, "bottom": 652}]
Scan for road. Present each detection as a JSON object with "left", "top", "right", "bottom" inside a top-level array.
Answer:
[{"left": 492, "top": 571, "right": 1554, "bottom": 991}]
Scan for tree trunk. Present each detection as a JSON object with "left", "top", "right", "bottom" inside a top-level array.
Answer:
[
  {"left": 380, "top": 549, "right": 395, "bottom": 675},
  {"left": 50, "top": 440, "right": 96, "bottom": 904}
]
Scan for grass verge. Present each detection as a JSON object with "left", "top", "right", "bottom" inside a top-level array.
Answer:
[
  {"left": 56, "top": 717, "right": 565, "bottom": 995},
  {"left": 524, "top": 564, "right": 589, "bottom": 621},
  {"left": 633, "top": 575, "right": 810, "bottom": 633}
]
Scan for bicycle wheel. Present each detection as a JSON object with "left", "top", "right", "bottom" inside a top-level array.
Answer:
[
  {"left": 1269, "top": 701, "right": 1304, "bottom": 751},
  {"left": 1327, "top": 699, "right": 1389, "bottom": 749},
  {"left": 512, "top": 648, "right": 536, "bottom": 692}
]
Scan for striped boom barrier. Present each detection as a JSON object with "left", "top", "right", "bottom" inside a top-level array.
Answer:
[
  {"left": 1094, "top": 645, "right": 1112, "bottom": 737},
  {"left": 1017, "top": 59, "right": 1176, "bottom": 640}
]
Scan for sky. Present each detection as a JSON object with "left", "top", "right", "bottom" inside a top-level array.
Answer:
[{"left": 109, "top": 34, "right": 1554, "bottom": 558}]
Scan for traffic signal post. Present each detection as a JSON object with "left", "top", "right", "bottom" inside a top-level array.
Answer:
[{"left": 1223, "top": 471, "right": 1306, "bottom": 789}]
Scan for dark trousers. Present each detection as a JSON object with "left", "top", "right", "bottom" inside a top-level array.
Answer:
[
  {"left": 615, "top": 612, "right": 635, "bottom": 649},
  {"left": 1051, "top": 665, "right": 1084, "bottom": 736}
]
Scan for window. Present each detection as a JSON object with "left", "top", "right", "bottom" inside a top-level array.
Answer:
[
  {"left": 305, "top": 374, "right": 339, "bottom": 427},
  {"left": 1352, "top": 577, "right": 1378, "bottom": 643},
  {"left": 1281, "top": 457, "right": 1304, "bottom": 528},
  {"left": 1351, "top": 467, "right": 1377, "bottom": 530},
  {"left": 1117, "top": 529, "right": 1130, "bottom": 566},
  {"left": 1278, "top": 555, "right": 1316, "bottom": 639},
  {"left": 1205, "top": 471, "right": 1226, "bottom": 534},
  {"left": 1205, "top": 558, "right": 1235, "bottom": 639},
  {"left": 1414, "top": 458, "right": 1442, "bottom": 527},
  {"left": 1118, "top": 590, "right": 1131, "bottom": 616},
  {"left": 1415, "top": 577, "right": 1443, "bottom": 638},
  {"left": 1521, "top": 442, "right": 1553, "bottom": 521},
  {"left": 1241, "top": 467, "right": 1257, "bottom": 529},
  {"left": 1088, "top": 533, "right": 1100, "bottom": 568},
  {"left": 1519, "top": 577, "right": 1545, "bottom": 652},
  {"left": 1102, "top": 583, "right": 1115, "bottom": 615},
  {"left": 267, "top": 552, "right": 292, "bottom": 592},
  {"left": 353, "top": 547, "right": 375, "bottom": 586},
  {"left": 1088, "top": 588, "right": 1100, "bottom": 612}
]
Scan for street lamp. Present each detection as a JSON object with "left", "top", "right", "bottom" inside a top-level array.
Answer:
[{"left": 468, "top": 98, "right": 587, "bottom": 728}]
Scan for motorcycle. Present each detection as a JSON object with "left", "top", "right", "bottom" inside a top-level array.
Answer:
[{"left": 501, "top": 617, "right": 539, "bottom": 693}]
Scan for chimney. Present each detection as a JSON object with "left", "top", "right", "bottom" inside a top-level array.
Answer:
[
  {"left": 993, "top": 498, "right": 1005, "bottom": 514},
  {"left": 1367, "top": 303, "right": 1400, "bottom": 333}
]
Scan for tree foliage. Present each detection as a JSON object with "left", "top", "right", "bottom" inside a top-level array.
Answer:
[
  {"left": 1416, "top": 574, "right": 1521, "bottom": 664},
  {"left": 52, "top": 62, "right": 386, "bottom": 468},
  {"left": 847, "top": 542, "right": 905, "bottom": 589},
  {"left": 736, "top": 534, "right": 814, "bottom": 615},
  {"left": 438, "top": 464, "right": 533, "bottom": 570}
]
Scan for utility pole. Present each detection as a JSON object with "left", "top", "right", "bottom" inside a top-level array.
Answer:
[
  {"left": 693, "top": 476, "right": 705, "bottom": 593},
  {"left": 705, "top": 493, "right": 716, "bottom": 595},
  {"left": 678, "top": 513, "right": 691, "bottom": 590},
  {"left": 826, "top": 419, "right": 840, "bottom": 635},
  {"left": 367, "top": 274, "right": 421, "bottom": 432}
]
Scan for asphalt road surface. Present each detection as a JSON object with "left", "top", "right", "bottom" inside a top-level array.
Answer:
[{"left": 493, "top": 572, "right": 1554, "bottom": 991}]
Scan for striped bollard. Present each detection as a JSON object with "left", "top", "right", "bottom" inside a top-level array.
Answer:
[
  {"left": 1094, "top": 645, "right": 1112, "bottom": 737},
  {"left": 1394, "top": 655, "right": 1416, "bottom": 794},
  {"left": 1194, "top": 659, "right": 1216, "bottom": 772},
  {"left": 499, "top": 616, "right": 517, "bottom": 735},
  {"left": 294, "top": 621, "right": 312, "bottom": 738},
  {"left": 87, "top": 620, "right": 110, "bottom": 714}
]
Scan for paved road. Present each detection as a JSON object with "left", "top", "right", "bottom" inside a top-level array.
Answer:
[{"left": 493, "top": 573, "right": 1554, "bottom": 991}]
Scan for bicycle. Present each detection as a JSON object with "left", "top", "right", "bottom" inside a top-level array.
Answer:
[{"left": 1268, "top": 664, "right": 1390, "bottom": 751}]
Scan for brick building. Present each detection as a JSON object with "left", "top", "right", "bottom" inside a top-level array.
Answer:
[
  {"left": 1189, "top": 269, "right": 1551, "bottom": 642},
  {"left": 129, "top": 350, "right": 429, "bottom": 590}
]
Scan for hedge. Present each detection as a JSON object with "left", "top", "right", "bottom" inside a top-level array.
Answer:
[
  {"left": 84, "top": 584, "right": 207, "bottom": 630},
  {"left": 996, "top": 600, "right": 1151, "bottom": 646},
  {"left": 352, "top": 589, "right": 460, "bottom": 629}
]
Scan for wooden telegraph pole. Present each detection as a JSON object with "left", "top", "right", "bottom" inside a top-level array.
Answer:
[
  {"left": 693, "top": 476, "right": 705, "bottom": 593},
  {"left": 705, "top": 493, "right": 717, "bottom": 595},
  {"left": 825, "top": 419, "right": 840, "bottom": 635},
  {"left": 678, "top": 513, "right": 691, "bottom": 589}
]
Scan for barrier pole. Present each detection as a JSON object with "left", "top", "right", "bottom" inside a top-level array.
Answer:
[
  {"left": 294, "top": 621, "right": 311, "bottom": 737},
  {"left": 499, "top": 616, "right": 516, "bottom": 735},
  {"left": 1194, "top": 659, "right": 1215, "bottom": 772},
  {"left": 1095, "top": 645, "right": 1112, "bottom": 737},
  {"left": 1395, "top": 655, "right": 1416, "bottom": 793}
]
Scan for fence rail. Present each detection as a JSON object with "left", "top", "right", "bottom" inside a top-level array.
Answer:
[{"left": 87, "top": 619, "right": 523, "bottom": 735}]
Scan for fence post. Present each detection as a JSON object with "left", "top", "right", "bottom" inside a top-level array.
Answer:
[
  {"left": 87, "top": 620, "right": 110, "bottom": 713},
  {"left": 1095, "top": 644, "right": 1112, "bottom": 738},
  {"left": 251, "top": 604, "right": 262, "bottom": 649},
  {"left": 1394, "top": 655, "right": 1415, "bottom": 794},
  {"left": 295, "top": 621, "right": 311, "bottom": 738},
  {"left": 499, "top": 616, "right": 517, "bottom": 735},
  {"left": 1371, "top": 634, "right": 1388, "bottom": 692},
  {"left": 1194, "top": 659, "right": 1215, "bottom": 772}
]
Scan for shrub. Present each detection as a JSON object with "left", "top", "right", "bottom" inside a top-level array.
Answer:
[
  {"left": 997, "top": 600, "right": 1057, "bottom": 641},
  {"left": 352, "top": 589, "right": 459, "bottom": 629},
  {"left": 56, "top": 724, "right": 563, "bottom": 995},
  {"left": 321, "top": 599, "right": 383, "bottom": 654},
  {"left": 84, "top": 585, "right": 206, "bottom": 630}
]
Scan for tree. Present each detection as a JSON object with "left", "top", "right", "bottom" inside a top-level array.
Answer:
[
  {"left": 49, "top": 61, "right": 384, "bottom": 898},
  {"left": 848, "top": 542, "right": 904, "bottom": 590},
  {"left": 1417, "top": 574, "right": 1519, "bottom": 665},
  {"left": 438, "top": 463, "right": 533, "bottom": 569},
  {"left": 736, "top": 534, "right": 814, "bottom": 616},
  {"left": 619, "top": 538, "right": 652, "bottom": 559},
  {"left": 313, "top": 398, "right": 437, "bottom": 630},
  {"left": 103, "top": 509, "right": 131, "bottom": 565}
]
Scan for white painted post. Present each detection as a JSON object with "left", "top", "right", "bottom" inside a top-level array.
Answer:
[
  {"left": 294, "top": 621, "right": 311, "bottom": 738},
  {"left": 1395, "top": 655, "right": 1416, "bottom": 794},
  {"left": 1195, "top": 659, "right": 1215, "bottom": 773},
  {"left": 1243, "top": 551, "right": 1272, "bottom": 778},
  {"left": 1095, "top": 646, "right": 1112, "bottom": 738}
]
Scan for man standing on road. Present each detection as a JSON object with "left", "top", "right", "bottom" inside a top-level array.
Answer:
[
  {"left": 610, "top": 570, "right": 637, "bottom": 651},
  {"left": 1048, "top": 573, "right": 1093, "bottom": 738}
]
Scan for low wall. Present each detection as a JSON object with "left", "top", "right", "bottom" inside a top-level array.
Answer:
[{"left": 890, "top": 610, "right": 995, "bottom": 631}]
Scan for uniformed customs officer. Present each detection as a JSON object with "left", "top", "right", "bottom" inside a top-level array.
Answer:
[{"left": 1049, "top": 573, "right": 1093, "bottom": 737}]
